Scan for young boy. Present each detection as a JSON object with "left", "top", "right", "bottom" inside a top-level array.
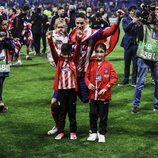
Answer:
[
  {"left": 47, "top": 18, "right": 69, "bottom": 136},
  {"left": 47, "top": 30, "right": 81, "bottom": 140},
  {"left": 85, "top": 43, "right": 118, "bottom": 143}
]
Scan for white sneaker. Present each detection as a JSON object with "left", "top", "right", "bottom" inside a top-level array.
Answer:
[
  {"left": 98, "top": 133, "right": 105, "bottom": 143},
  {"left": 14, "top": 60, "right": 22, "bottom": 65},
  {"left": 47, "top": 126, "right": 58, "bottom": 135},
  {"left": 87, "top": 133, "right": 97, "bottom": 141}
]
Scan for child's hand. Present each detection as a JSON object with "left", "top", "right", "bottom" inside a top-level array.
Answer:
[
  {"left": 98, "top": 89, "right": 107, "bottom": 95},
  {"left": 46, "top": 31, "right": 52, "bottom": 39},
  {"left": 88, "top": 83, "right": 95, "bottom": 90}
]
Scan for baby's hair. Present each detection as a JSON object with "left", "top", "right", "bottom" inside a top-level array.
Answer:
[
  {"left": 54, "top": 18, "right": 67, "bottom": 29},
  {"left": 95, "top": 43, "right": 107, "bottom": 52}
]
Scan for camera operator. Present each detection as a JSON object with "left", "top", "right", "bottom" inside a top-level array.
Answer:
[
  {"left": 132, "top": 3, "right": 158, "bottom": 113},
  {"left": 0, "top": 15, "right": 15, "bottom": 113}
]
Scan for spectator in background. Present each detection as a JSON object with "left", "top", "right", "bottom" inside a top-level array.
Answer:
[
  {"left": 91, "top": 12, "right": 109, "bottom": 29},
  {"left": 0, "top": 15, "right": 15, "bottom": 113},
  {"left": 118, "top": 5, "right": 139, "bottom": 87},
  {"left": 49, "top": 7, "right": 67, "bottom": 31},
  {"left": 99, "top": 7, "right": 110, "bottom": 25}
]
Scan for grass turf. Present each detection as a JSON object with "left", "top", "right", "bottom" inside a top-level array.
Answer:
[{"left": 0, "top": 30, "right": 158, "bottom": 158}]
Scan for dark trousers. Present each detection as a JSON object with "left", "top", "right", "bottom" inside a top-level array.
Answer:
[
  {"left": 124, "top": 44, "right": 138, "bottom": 84},
  {"left": 33, "top": 33, "right": 41, "bottom": 55},
  {"left": 57, "top": 89, "right": 77, "bottom": 133},
  {"left": 41, "top": 33, "right": 46, "bottom": 53},
  {"left": 0, "top": 77, "right": 5, "bottom": 101},
  {"left": 90, "top": 100, "right": 109, "bottom": 135}
]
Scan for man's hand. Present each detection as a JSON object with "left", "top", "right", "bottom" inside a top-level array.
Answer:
[
  {"left": 76, "top": 29, "right": 83, "bottom": 40},
  {"left": 88, "top": 83, "right": 95, "bottom": 90},
  {"left": 116, "top": 9, "right": 125, "bottom": 19}
]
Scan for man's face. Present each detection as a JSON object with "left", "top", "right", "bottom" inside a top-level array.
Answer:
[
  {"left": 58, "top": 9, "right": 64, "bottom": 16},
  {"left": 129, "top": 9, "right": 136, "bottom": 17},
  {"left": 1, "top": 20, "right": 8, "bottom": 30},
  {"left": 75, "top": 17, "right": 86, "bottom": 31}
]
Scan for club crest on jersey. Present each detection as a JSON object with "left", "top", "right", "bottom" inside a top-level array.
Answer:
[
  {"left": 104, "top": 68, "right": 109, "bottom": 73},
  {"left": 61, "top": 67, "right": 70, "bottom": 72}
]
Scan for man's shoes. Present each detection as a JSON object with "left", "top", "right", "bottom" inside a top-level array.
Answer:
[
  {"left": 118, "top": 82, "right": 129, "bottom": 86},
  {"left": 0, "top": 105, "right": 8, "bottom": 113},
  {"left": 70, "top": 132, "right": 77, "bottom": 140},
  {"left": 153, "top": 108, "right": 158, "bottom": 112},
  {"left": 131, "top": 84, "right": 136, "bottom": 88},
  {"left": 0, "top": 102, "right": 8, "bottom": 113},
  {"left": 54, "top": 133, "right": 64, "bottom": 140},
  {"left": 47, "top": 126, "right": 58, "bottom": 135},
  {"left": 98, "top": 132, "right": 105, "bottom": 143},
  {"left": 132, "top": 106, "right": 139, "bottom": 113},
  {"left": 26, "top": 55, "right": 32, "bottom": 60},
  {"left": 87, "top": 133, "right": 97, "bottom": 141}
]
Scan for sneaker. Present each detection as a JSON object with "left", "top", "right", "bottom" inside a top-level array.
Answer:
[
  {"left": 87, "top": 133, "right": 97, "bottom": 141},
  {"left": 0, "top": 105, "right": 8, "bottom": 113},
  {"left": 98, "top": 133, "right": 105, "bottom": 143},
  {"left": 153, "top": 108, "right": 158, "bottom": 112},
  {"left": 47, "top": 126, "right": 58, "bottom": 135},
  {"left": 54, "top": 133, "right": 64, "bottom": 140},
  {"left": 131, "top": 84, "right": 136, "bottom": 88},
  {"left": 70, "top": 132, "right": 77, "bottom": 140},
  {"left": 132, "top": 106, "right": 138, "bottom": 113},
  {"left": 118, "top": 82, "right": 129, "bottom": 86},
  {"left": 14, "top": 60, "right": 22, "bottom": 65},
  {"left": 26, "top": 55, "right": 32, "bottom": 60}
]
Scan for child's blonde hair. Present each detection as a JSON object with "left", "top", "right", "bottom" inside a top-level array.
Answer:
[{"left": 54, "top": 18, "right": 67, "bottom": 29}]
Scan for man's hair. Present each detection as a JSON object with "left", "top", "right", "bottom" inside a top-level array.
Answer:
[
  {"left": 128, "top": 5, "right": 137, "bottom": 12},
  {"left": 58, "top": 7, "right": 64, "bottom": 10},
  {"left": 23, "top": 5, "right": 30, "bottom": 11},
  {"left": 0, "top": 15, "right": 7, "bottom": 25},
  {"left": 61, "top": 43, "right": 72, "bottom": 56},
  {"left": 12, "top": 8, "right": 17, "bottom": 14},
  {"left": 75, "top": 12, "right": 87, "bottom": 19}
]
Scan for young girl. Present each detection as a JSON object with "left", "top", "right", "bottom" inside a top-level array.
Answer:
[
  {"left": 47, "top": 29, "right": 81, "bottom": 140},
  {"left": 85, "top": 43, "right": 118, "bottom": 143}
]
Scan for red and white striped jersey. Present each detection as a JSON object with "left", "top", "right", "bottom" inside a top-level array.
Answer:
[{"left": 58, "top": 61, "right": 76, "bottom": 90}]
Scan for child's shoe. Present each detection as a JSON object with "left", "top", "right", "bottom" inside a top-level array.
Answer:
[
  {"left": 47, "top": 126, "right": 58, "bottom": 135},
  {"left": 98, "top": 132, "right": 105, "bottom": 143},
  {"left": 54, "top": 133, "right": 64, "bottom": 140},
  {"left": 70, "top": 132, "right": 77, "bottom": 140},
  {"left": 87, "top": 133, "right": 97, "bottom": 141}
]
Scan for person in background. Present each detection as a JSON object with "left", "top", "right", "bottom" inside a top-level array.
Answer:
[
  {"left": 118, "top": 5, "right": 139, "bottom": 87},
  {"left": 0, "top": 15, "right": 15, "bottom": 113},
  {"left": 132, "top": 3, "right": 158, "bottom": 113},
  {"left": 85, "top": 43, "right": 118, "bottom": 143}
]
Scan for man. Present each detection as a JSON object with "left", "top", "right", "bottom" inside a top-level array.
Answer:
[
  {"left": 119, "top": 5, "right": 139, "bottom": 87},
  {"left": 91, "top": 12, "right": 109, "bottom": 29},
  {"left": 132, "top": 3, "right": 158, "bottom": 113},
  {"left": 0, "top": 15, "right": 15, "bottom": 112},
  {"left": 49, "top": 7, "right": 67, "bottom": 31},
  {"left": 69, "top": 10, "right": 124, "bottom": 103}
]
